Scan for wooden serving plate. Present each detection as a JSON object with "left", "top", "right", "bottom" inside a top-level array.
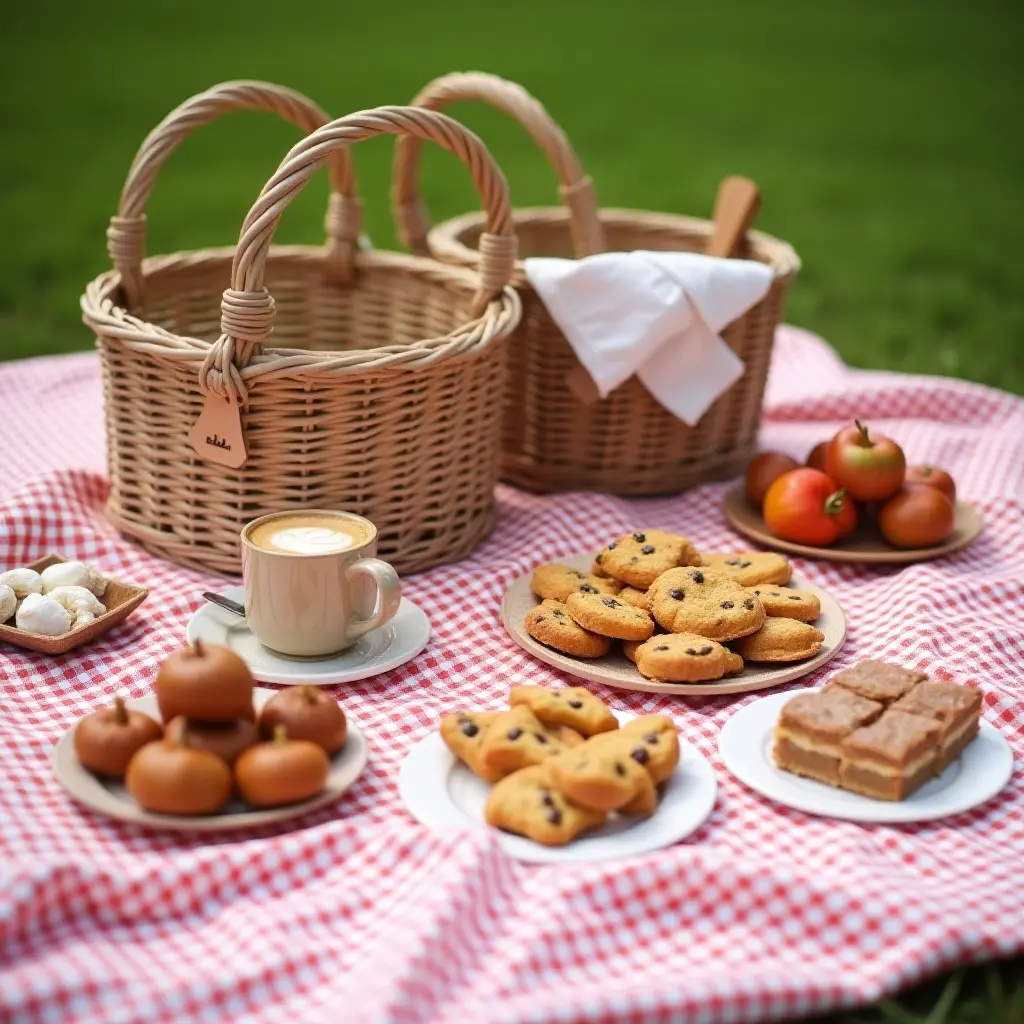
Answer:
[
  {"left": 0, "top": 553, "right": 148, "bottom": 654},
  {"left": 501, "top": 552, "right": 846, "bottom": 697},
  {"left": 722, "top": 487, "right": 983, "bottom": 564}
]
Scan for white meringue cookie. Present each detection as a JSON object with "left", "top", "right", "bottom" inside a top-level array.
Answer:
[
  {"left": 40, "top": 561, "right": 89, "bottom": 593},
  {"left": 0, "top": 584, "right": 16, "bottom": 624},
  {"left": 16, "top": 593, "right": 72, "bottom": 636},
  {"left": 39, "top": 561, "right": 108, "bottom": 598},
  {"left": 87, "top": 568, "right": 108, "bottom": 598},
  {"left": 0, "top": 568, "right": 43, "bottom": 599},
  {"left": 47, "top": 586, "right": 106, "bottom": 628}
]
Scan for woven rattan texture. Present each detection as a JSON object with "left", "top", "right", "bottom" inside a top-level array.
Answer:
[
  {"left": 397, "top": 73, "right": 800, "bottom": 495},
  {"left": 82, "top": 88, "right": 521, "bottom": 578}
]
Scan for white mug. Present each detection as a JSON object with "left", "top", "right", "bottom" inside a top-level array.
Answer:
[{"left": 241, "top": 510, "right": 401, "bottom": 657}]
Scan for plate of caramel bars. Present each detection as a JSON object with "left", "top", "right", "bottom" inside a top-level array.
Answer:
[
  {"left": 719, "top": 660, "right": 1012, "bottom": 822},
  {"left": 501, "top": 536, "right": 846, "bottom": 696}
]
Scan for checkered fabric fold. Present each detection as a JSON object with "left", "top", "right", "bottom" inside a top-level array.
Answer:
[{"left": 1, "top": 326, "right": 1022, "bottom": 1024}]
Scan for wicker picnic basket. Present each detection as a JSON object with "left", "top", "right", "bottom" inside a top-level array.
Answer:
[
  {"left": 393, "top": 72, "right": 801, "bottom": 495},
  {"left": 82, "top": 82, "right": 521, "bottom": 577}
]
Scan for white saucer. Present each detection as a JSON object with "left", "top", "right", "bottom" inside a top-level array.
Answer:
[
  {"left": 186, "top": 586, "right": 431, "bottom": 686},
  {"left": 718, "top": 688, "right": 1014, "bottom": 823},
  {"left": 398, "top": 711, "right": 717, "bottom": 863}
]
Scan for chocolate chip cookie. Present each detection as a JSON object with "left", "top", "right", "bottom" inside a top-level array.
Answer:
[
  {"left": 747, "top": 586, "right": 821, "bottom": 623},
  {"left": 531, "top": 563, "right": 621, "bottom": 602},
  {"left": 484, "top": 764, "right": 607, "bottom": 845},
  {"left": 440, "top": 711, "right": 505, "bottom": 783},
  {"left": 548, "top": 740, "right": 657, "bottom": 814},
  {"left": 729, "top": 617, "right": 825, "bottom": 662},
  {"left": 598, "top": 530, "right": 701, "bottom": 588},
  {"left": 591, "top": 715, "right": 681, "bottom": 785},
  {"left": 524, "top": 599, "right": 612, "bottom": 658},
  {"left": 702, "top": 552, "right": 792, "bottom": 587},
  {"left": 633, "top": 632, "right": 745, "bottom": 683},
  {"left": 565, "top": 591, "right": 656, "bottom": 642},
  {"left": 648, "top": 567, "right": 765, "bottom": 641},
  {"left": 479, "top": 705, "right": 570, "bottom": 775},
  {"left": 509, "top": 685, "right": 619, "bottom": 736}
]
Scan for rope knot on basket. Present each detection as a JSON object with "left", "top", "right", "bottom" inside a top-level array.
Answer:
[
  {"left": 220, "top": 288, "right": 276, "bottom": 343},
  {"left": 194, "top": 289, "right": 277, "bottom": 403},
  {"left": 106, "top": 216, "right": 147, "bottom": 300},
  {"left": 323, "top": 192, "right": 363, "bottom": 283},
  {"left": 394, "top": 198, "right": 431, "bottom": 253},
  {"left": 476, "top": 233, "right": 518, "bottom": 308}
]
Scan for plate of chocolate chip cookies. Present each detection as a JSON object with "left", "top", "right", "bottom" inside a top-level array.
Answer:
[
  {"left": 500, "top": 530, "right": 847, "bottom": 696},
  {"left": 398, "top": 685, "right": 717, "bottom": 862}
]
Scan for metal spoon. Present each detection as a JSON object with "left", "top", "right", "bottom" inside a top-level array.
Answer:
[{"left": 202, "top": 592, "right": 246, "bottom": 617}]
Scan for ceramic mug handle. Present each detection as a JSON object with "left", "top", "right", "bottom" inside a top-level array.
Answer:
[{"left": 346, "top": 558, "right": 402, "bottom": 641}]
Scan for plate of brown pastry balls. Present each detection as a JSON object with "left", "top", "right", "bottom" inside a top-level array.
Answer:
[
  {"left": 398, "top": 685, "right": 717, "bottom": 862},
  {"left": 52, "top": 642, "right": 368, "bottom": 830},
  {"left": 500, "top": 531, "right": 847, "bottom": 696}
]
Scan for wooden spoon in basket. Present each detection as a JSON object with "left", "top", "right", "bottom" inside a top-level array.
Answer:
[{"left": 564, "top": 174, "right": 763, "bottom": 404}]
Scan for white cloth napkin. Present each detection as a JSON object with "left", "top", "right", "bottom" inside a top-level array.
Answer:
[{"left": 523, "top": 250, "right": 774, "bottom": 425}]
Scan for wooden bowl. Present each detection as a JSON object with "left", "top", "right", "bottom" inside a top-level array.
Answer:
[
  {"left": 722, "top": 486, "right": 983, "bottom": 564},
  {"left": 0, "top": 553, "right": 148, "bottom": 654}
]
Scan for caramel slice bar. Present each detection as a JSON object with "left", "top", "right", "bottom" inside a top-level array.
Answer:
[
  {"left": 826, "top": 660, "right": 927, "bottom": 706},
  {"left": 892, "top": 681, "right": 983, "bottom": 773},
  {"left": 773, "top": 688, "right": 884, "bottom": 787},
  {"left": 839, "top": 710, "right": 941, "bottom": 801}
]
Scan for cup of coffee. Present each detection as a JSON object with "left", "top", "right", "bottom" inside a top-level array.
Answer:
[{"left": 241, "top": 510, "right": 401, "bottom": 657}]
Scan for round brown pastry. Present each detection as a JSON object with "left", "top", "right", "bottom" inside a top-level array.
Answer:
[
  {"left": 165, "top": 716, "right": 259, "bottom": 766},
  {"left": 125, "top": 731, "right": 232, "bottom": 815},
  {"left": 235, "top": 725, "right": 330, "bottom": 808},
  {"left": 154, "top": 641, "right": 255, "bottom": 723},
  {"left": 258, "top": 685, "right": 347, "bottom": 755},
  {"left": 74, "top": 696, "right": 163, "bottom": 777}
]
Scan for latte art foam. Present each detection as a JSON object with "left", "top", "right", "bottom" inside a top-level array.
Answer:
[
  {"left": 248, "top": 514, "right": 372, "bottom": 556},
  {"left": 267, "top": 526, "right": 356, "bottom": 555}
]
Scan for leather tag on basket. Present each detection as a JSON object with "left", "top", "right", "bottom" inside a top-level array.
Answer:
[{"left": 189, "top": 394, "right": 247, "bottom": 469}]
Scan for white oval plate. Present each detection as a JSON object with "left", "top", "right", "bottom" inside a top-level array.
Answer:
[
  {"left": 501, "top": 553, "right": 846, "bottom": 696},
  {"left": 186, "top": 586, "right": 431, "bottom": 686},
  {"left": 398, "top": 711, "right": 717, "bottom": 863},
  {"left": 52, "top": 688, "right": 369, "bottom": 831},
  {"left": 718, "top": 688, "right": 1014, "bottom": 823}
]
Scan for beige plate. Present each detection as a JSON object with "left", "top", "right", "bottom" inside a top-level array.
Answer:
[
  {"left": 723, "top": 486, "right": 982, "bottom": 564},
  {"left": 0, "top": 553, "right": 149, "bottom": 654},
  {"left": 52, "top": 688, "right": 369, "bottom": 831},
  {"left": 500, "top": 553, "right": 846, "bottom": 696}
]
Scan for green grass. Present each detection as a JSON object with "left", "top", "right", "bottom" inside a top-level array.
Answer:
[
  {"left": 1, "top": 1, "right": 1022, "bottom": 1019},
  {"left": 1, "top": 0, "right": 1022, "bottom": 391}
]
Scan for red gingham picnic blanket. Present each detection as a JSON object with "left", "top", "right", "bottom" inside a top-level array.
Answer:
[{"left": 1, "top": 325, "right": 1022, "bottom": 1024}]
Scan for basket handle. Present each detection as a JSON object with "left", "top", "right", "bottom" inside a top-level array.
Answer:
[
  {"left": 108, "top": 80, "right": 360, "bottom": 306},
  {"left": 393, "top": 71, "right": 604, "bottom": 259},
  {"left": 201, "top": 105, "right": 516, "bottom": 403}
]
